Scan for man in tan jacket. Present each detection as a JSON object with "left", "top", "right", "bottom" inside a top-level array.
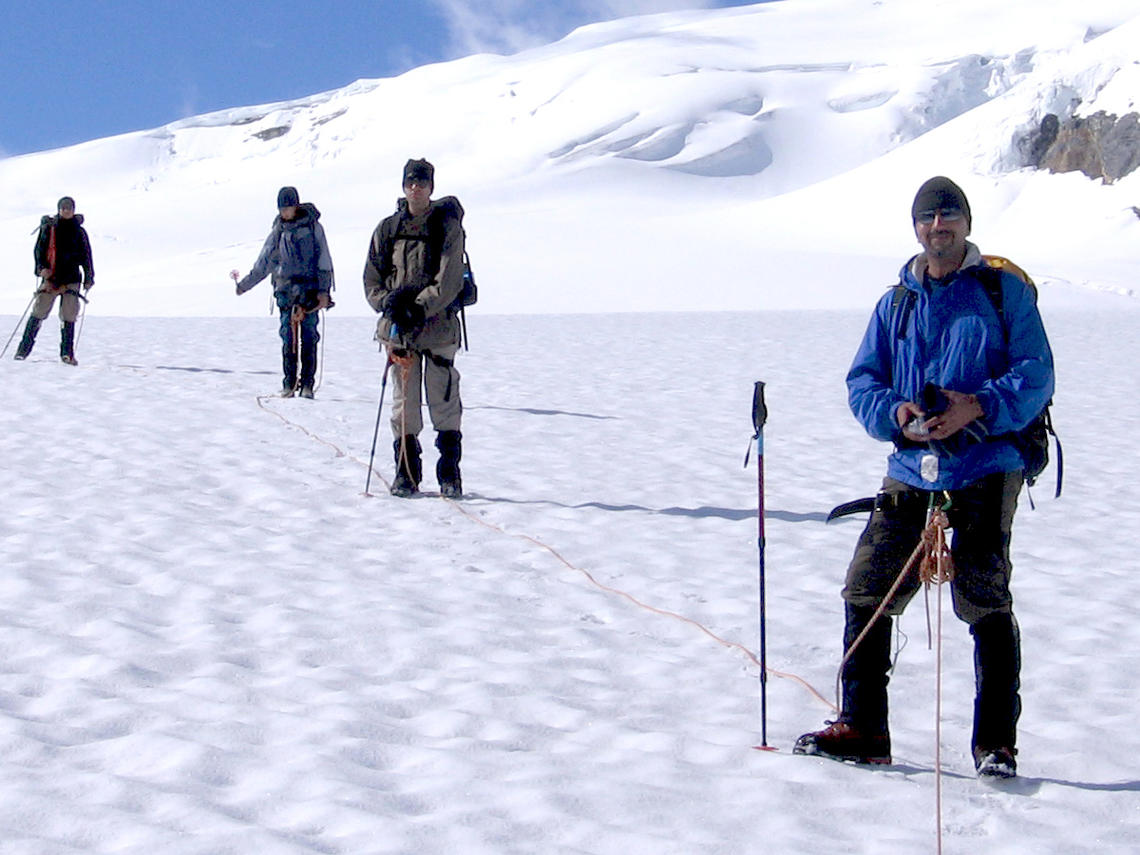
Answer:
[{"left": 363, "top": 159, "right": 466, "bottom": 498}]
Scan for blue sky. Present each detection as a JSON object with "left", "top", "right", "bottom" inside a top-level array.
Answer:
[{"left": 0, "top": 0, "right": 764, "bottom": 158}]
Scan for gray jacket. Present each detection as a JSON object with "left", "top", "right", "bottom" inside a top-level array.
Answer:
[{"left": 238, "top": 203, "right": 334, "bottom": 304}]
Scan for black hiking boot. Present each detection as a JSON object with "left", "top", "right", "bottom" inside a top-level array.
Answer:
[
  {"left": 60, "top": 321, "right": 77, "bottom": 365},
  {"left": 974, "top": 746, "right": 1017, "bottom": 779},
  {"left": 299, "top": 338, "right": 317, "bottom": 399},
  {"left": 793, "top": 721, "right": 892, "bottom": 765},
  {"left": 281, "top": 346, "right": 298, "bottom": 398},
  {"left": 435, "top": 429, "right": 463, "bottom": 499},
  {"left": 970, "top": 612, "right": 1021, "bottom": 772},
  {"left": 15, "top": 316, "right": 42, "bottom": 360},
  {"left": 391, "top": 435, "right": 422, "bottom": 498}
]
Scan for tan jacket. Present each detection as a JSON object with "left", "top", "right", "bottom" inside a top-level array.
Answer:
[{"left": 363, "top": 197, "right": 465, "bottom": 351}]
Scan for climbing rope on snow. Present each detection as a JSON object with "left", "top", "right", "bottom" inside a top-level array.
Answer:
[{"left": 254, "top": 394, "right": 837, "bottom": 716}]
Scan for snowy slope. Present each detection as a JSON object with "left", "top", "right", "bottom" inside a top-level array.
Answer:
[
  {"left": 1, "top": 0, "right": 1139, "bottom": 317},
  {"left": 2, "top": 307, "right": 1139, "bottom": 854},
  {"left": 4, "top": 1, "right": 1140, "bottom": 852}
]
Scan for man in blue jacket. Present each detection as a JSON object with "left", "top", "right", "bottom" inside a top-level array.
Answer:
[
  {"left": 234, "top": 186, "right": 334, "bottom": 398},
  {"left": 794, "top": 177, "right": 1054, "bottom": 779}
]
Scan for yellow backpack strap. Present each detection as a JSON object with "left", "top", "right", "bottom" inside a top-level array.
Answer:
[{"left": 982, "top": 254, "right": 1034, "bottom": 287}]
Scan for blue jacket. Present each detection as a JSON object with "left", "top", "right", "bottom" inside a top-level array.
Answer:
[
  {"left": 237, "top": 203, "right": 334, "bottom": 303},
  {"left": 847, "top": 243, "right": 1054, "bottom": 490}
]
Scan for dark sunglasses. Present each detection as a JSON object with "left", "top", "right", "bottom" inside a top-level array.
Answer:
[{"left": 915, "top": 208, "right": 964, "bottom": 225}]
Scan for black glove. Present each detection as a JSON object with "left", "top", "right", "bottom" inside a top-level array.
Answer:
[
  {"left": 387, "top": 287, "right": 426, "bottom": 334},
  {"left": 382, "top": 286, "right": 412, "bottom": 316}
]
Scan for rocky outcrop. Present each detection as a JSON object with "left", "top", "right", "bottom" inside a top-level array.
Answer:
[{"left": 1021, "top": 111, "right": 1140, "bottom": 183}]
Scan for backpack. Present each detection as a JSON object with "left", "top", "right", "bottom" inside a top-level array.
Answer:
[
  {"left": 32, "top": 215, "right": 58, "bottom": 279},
  {"left": 379, "top": 196, "right": 477, "bottom": 348},
  {"left": 890, "top": 255, "right": 1062, "bottom": 498}
]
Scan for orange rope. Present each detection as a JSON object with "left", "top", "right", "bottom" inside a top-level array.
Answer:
[
  {"left": 255, "top": 395, "right": 837, "bottom": 714},
  {"left": 255, "top": 395, "right": 345, "bottom": 457},
  {"left": 447, "top": 495, "right": 837, "bottom": 712},
  {"left": 834, "top": 503, "right": 955, "bottom": 713},
  {"left": 389, "top": 348, "right": 417, "bottom": 486},
  {"left": 918, "top": 508, "right": 954, "bottom": 586},
  {"left": 935, "top": 565, "right": 946, "bottom": 855},
  {"left": 920, "top": 506, "right": 953, "bottom": 855}
]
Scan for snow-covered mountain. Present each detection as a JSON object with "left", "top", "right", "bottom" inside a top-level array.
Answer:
[
  {"left": 5, "top": 5, "right": 1140, "bottom": 851},
  {"left": 1, "top": 0, "right": 1138, "bottom": 317}
]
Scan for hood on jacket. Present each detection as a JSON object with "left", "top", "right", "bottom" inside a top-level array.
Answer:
[
  {"left": 277, "top": 202, "right": 320, "bottom": 227},
  {"left": 41, "top": 213, "right": 85, "bottom": 229},
  {"left": 901, "top": 241, "right": 983, "bottom": 289}
]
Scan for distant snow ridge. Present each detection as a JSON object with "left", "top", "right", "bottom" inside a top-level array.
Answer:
[
  {"left": 75, "top": 1, "right": 1132, "bottom": 190},
  {"left": 2, "top": 0, "right": 1139, "bottom": 318}
]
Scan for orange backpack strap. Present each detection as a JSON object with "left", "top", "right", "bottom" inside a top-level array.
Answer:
[{"left": 982, "top": 254, "right": 1034, "bottom": 287}]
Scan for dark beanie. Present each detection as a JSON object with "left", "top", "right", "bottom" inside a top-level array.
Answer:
[
  {"left": 277, "top": 186, "right": 300, "bottom": 208},
  {"left": 403, "top": 158, "right": 434, "bottom": 185},
  {"left": 912, "top": 176, "right": 971, "bottom": 227},
  {"left": 57, "top": 196, "right": 76, "bottom": 211}
]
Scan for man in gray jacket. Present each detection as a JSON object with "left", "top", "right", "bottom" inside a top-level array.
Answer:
[
  {"left": 363, "top": 159, "right": 465, "bottom": 498},
  {"left": 233, "top": 186, "right": 333, "bottom": 398}
]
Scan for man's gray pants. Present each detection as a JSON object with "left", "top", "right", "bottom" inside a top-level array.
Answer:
[{"left": 390, "top": 345, "right": 462, "bottom": 437}]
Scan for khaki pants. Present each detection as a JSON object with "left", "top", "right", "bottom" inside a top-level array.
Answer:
[
  {"left": 32, "top": 284, "right": 81, "bottom": 323},
  {"left": 390, "top": 345, "right": 462, "bottom": 437}
]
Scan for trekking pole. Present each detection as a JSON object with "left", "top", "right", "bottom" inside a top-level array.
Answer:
[
  {"left": 1, "top": 288, "right": 38, "bottom": 359},
  {"left": 747, "top": 381, "right": 773, "bottom": 749},
  {"left": 73, "top": 290, "right": 89, "bottom": 352},
  {"left": 364, "top": 354, "right": 393, "bottom": 495}
]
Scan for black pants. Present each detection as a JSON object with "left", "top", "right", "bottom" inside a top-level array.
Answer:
[{"left": 839, "top": 472, "right": 1023, "bottom": 750}]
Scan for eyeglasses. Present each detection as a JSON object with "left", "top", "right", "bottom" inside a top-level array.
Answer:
[{"left": 915, "top": 208, "right": 964, "bottom": 225}]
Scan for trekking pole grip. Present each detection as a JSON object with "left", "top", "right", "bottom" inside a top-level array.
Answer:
[
  {"left": 743, "top": 381, "right": 768, "bottom": 467},
  {"left": 752, "top": 381, "right": 768, "bottom": 438}
]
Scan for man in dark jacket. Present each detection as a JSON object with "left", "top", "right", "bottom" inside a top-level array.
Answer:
[
  {"left": 794, "top": 177, "right": 1054, "bottom": 779},
  {"left": 234, "top": 186, "right": 334, "bottom": 398},
  {"left": 15, "top": 196, "right": 94, "bottom": 364},
  {"left": 363, "top": 159, "right": 466, "bottom": 499}
]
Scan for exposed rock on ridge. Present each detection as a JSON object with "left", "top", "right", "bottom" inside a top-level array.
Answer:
[{"left": 1022, "top": 110, "right": 1140, "bottom": 182}]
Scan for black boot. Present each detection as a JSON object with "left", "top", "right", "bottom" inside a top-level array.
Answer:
[
  {"left": 14, "top": 316, "right": 41, "bottom": 360},
  {"left": 391, "top": 435, "right": 422, "bottom": 498},
  {"left": 794, "top": 603, "right": 893, "bottom": 764},
  {"left": 436, "top": 430, "right": 463, "bottom": 498},
  {"left": 970, "top": 611, "right": 1021, "bottom": 774},
  {"left": 298, "top": 330, "right": 317, "bottom": 399},
  {"left": 60, "top": 321, "right": 77, "bottom": 365},
  {"left": 839, "top": 603, "right": 892, "bottom": 735},
  {"left": 281, "top": 347, "right": 298, "bottom": 396}
]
